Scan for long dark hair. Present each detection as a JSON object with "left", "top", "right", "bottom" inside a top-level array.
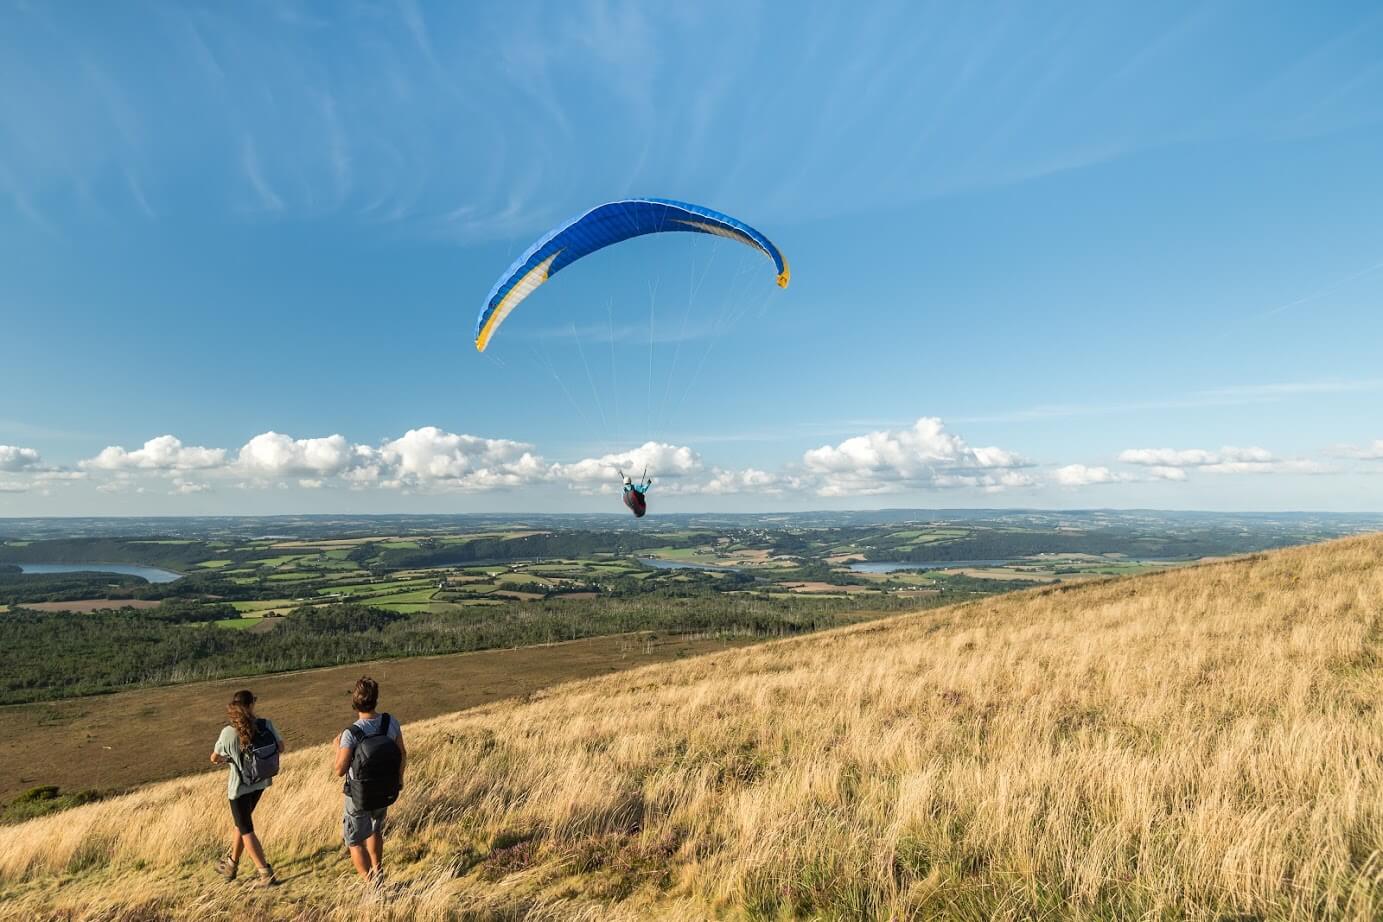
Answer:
[{"left": 227, "top": 690, "right": 257, "bottom": 750}]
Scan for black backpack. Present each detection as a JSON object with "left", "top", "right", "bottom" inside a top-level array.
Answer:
[
  {"left": 344, "top": 713, "right": 402, "bottom": 811},
  {"left": 239, "top": 718, "right": 280, "bottom": 785}
]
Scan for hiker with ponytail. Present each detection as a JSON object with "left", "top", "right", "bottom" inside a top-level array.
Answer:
[{"left": 210, "top": 689, "right": 286, "bottom": 887}]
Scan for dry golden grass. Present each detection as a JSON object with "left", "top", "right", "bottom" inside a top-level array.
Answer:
[{"left": 2, "top": 536, "right": 1381, "bottom": 920}]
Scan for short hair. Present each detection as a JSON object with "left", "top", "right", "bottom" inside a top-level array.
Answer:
[{"left": 352, "top": 676, "right": 379, "bottom": 712}]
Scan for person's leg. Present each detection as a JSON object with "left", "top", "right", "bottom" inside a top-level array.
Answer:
[
  {"left": 363, "top": 831, "right": 383, "bottom": 875},
  {"left": 344, "top": 800, "right": 375, "bottom": 880},
  {"left": 229, "top": 830, "right": 244, "bottom": 863},
  {"left": 348, "top": 843, "right": 374, "bottom": 879},
  {"left": 242, "top": 832, "right": 268, "bottom": 870}
]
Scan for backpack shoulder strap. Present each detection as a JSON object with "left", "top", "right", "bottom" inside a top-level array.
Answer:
[
  {"left": 345, "top": 724, "right": 365, "bottom": 744},
  {"left": 256, "top": 718, "right": 267, "bottom": 734},
  {"left": 375, "top": 713, "right": 391, "bottom": 738}
]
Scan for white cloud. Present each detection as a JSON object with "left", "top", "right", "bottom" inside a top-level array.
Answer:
[
  {"left": 96, "top": 478, "right": 146, "bottom": 495},
  {"left": 1201, "top": 458, "right": 1328, "bottom": 475},
  {"left": 171, "top": 479, "right": 211, "bottom": 495},
  {"left": 1333, "top": 440, "right": 1383, "bottom": 461},
  {"left": 82, "top": 435, "right": 226, "bottom": 472},
  {"left": 0, "top": 480, "right": 29, "bottom": 493},
  {"left": 802, "top": 417, "right": 1030, "bottom": 496},
  {"left": 0, "top": 446, "right": 41, "bottom": 472},
  {"left": 551, "top": 441, "right": 701, "bottom": 487},
  {"left": 1119, "top": 445, "right": 1323, "bottom": 476},
  {"left": 371, "top": 426, "right": 547, "bottom": 492},
  {"left": 1053, "top": 464, "right": 1134, "bottom": 487},
  {"left": 1119, "top": 447, "right": 1221, "bottom": 467},
  {"left": 696, "top": 467, "right": 801, "bottom": 495},
  {"left": 235, "top": 432, "right": 355, "bottom": 478}
]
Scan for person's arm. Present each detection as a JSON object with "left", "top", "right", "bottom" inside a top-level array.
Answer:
[
  {"left": 269, "top": 720, "right": 288, "bottom": 755},
  {"left": 396, "top": 733, "right": 407, "bottom": 788},
  {"left": 334, "top": 732, "right": 353, "bottom": 777},
  {"left": 210, "top": 728, "right": 230, "bottom": 764}
]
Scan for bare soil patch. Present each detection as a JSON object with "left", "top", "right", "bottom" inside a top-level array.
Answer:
[{"left": 16, "top": 599, "right": 162, "bottom": 613}]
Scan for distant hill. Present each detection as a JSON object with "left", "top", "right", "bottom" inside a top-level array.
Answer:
[{"left": 1, "top": 535, "right": 1380, "bottom": 920}]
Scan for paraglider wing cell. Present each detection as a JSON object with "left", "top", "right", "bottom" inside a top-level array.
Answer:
[{"left": 474, "top": 198, "right": 789, "bottom": 352}]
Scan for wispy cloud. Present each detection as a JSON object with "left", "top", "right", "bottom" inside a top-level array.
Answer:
[
  {"left": 1257, "top": 257, "right": 1383, "bottom": 319},
  {"left": 239, "top": 135, "right": 283, "bottom": 212}
]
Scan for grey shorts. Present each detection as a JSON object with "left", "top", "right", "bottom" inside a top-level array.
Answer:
[{"left": 342, "top": 796, "right": 388, "bottom": 846}]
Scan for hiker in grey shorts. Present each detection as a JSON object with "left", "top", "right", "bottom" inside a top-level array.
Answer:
[{"left": 334, "top": 676, "right": 406, "bottom": 884}]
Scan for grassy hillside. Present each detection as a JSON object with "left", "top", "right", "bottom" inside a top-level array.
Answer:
[{"left": 1, "top": 536, "right": 1380, "bottom": 920}]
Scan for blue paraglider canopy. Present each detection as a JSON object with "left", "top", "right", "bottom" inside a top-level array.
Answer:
[{"left": 474, "top": 198, "right": 789, "bottom": 352}]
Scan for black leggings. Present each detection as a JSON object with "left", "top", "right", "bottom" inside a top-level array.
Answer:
[{"left": 229, "top": 789, "right": 264, "bottom": 835}]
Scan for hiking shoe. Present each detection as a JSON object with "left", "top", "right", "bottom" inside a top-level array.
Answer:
[
  {"left": 214, "top": 854, "right": 238, "bottom": 881},
  {"left": 252, "top": 865, "right": 279, "bottom": 888}
]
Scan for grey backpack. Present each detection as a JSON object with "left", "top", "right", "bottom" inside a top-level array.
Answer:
[{"left": 240, "top": 719, "right": 281, "bottom": 785}]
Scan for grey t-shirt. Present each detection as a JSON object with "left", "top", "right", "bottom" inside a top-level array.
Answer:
[
  {"left": 214, "top": 718, "right": 283, "bottom": 800},
  {"left": 339, "top": 714, "right": 403, "bottom": 782}
]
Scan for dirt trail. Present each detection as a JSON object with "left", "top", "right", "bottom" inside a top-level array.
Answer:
[{"left": 0, "top": 632, "right": 748, "bottom": 800}]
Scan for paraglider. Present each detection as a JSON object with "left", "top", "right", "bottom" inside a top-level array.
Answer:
[
  {"left": 474, "top": 198, "right": 789, "bottom": 353},
  {"left": 474, "top": 198, "right": 789, "bottom": 517},
  {"left": 620, "top": 469, "right": 652, "bottom": 518}
]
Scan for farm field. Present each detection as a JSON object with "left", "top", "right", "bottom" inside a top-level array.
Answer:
[
  {"left": 9, "top": 599, "right": 162, "bottom": 613},
  {"left": 1, "top": 534, "right": 1379, "bottom": 919},
  {"left": 0, "top": 631, "right": 751, "bottom": 802}
]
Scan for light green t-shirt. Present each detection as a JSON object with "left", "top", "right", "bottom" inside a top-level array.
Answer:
[{"left": 214, "top": 719, "right": 283, "bottom": 800}]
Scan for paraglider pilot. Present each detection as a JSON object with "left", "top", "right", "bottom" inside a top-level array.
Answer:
[{"left": 619, "top": 468, "right": 652, "bottom": 518}]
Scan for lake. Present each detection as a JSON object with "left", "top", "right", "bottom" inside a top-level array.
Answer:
[
  {"left": 849, "top": 560, "right": 1012, "bottom": 573},
  {"left": 17, "top": 563, "right": 184, "bottom": 584}
]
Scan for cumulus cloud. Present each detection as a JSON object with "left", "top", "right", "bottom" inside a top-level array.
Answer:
[
  {"left": 0, "top": 480, "right": 29, "bottom": 493},
  {"left": 550, "top": 441, "right": 701, "bottom": 487},
  {"left": 696, "top": 467, "right": 802, "bottom": 495},
  {"left": 171, "top": 478, "right": 211, "bottom": 495},
  {"left": 0, "top": 445, "right": 41, "bottom": 472},
  {"left": 1118, "top": 448, "right": 1222, "bottom": 467},
  {"left": 1053, "top": 464, "right": 1134, "bottom": 487},
  {"left": 82, "top": 435, "right": 226, "bottom": 472},
  {"left": 370, "top": 427, "right": 547, "bottom": 492},
  {"left": 235, "top": 432, "right": 355, "bottom": 478},
  {"left": 801, "top": 418, "right": 1030, "bottom": 496}
]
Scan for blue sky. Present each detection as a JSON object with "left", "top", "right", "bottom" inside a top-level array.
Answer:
[{"left": 2, "top": 0, "right": 1382, "bottom": 514}]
